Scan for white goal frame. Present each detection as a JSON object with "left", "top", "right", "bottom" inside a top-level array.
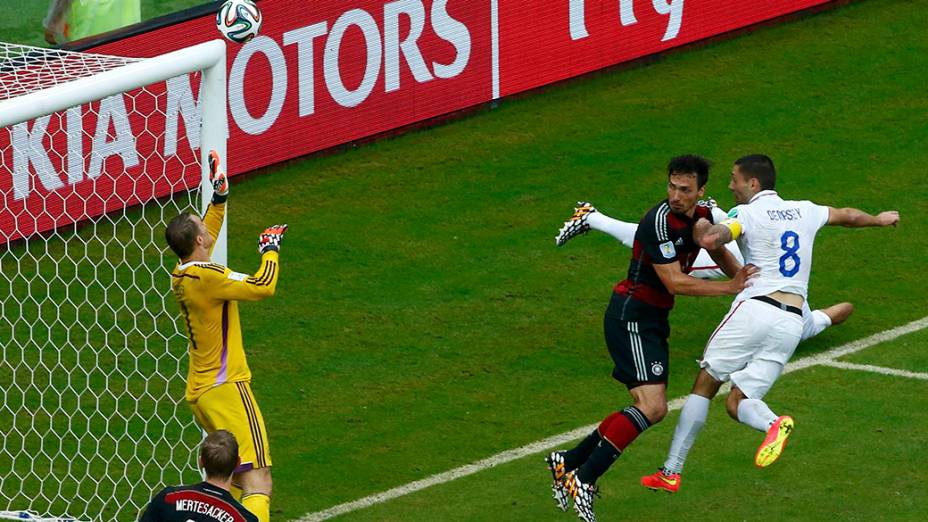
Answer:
[{"left": 0, "top": 39, "right": 228, "bottom": 520}]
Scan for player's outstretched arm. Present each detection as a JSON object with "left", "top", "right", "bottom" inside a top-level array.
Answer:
[
  {"left": 208, "top": 149, "right": 229, "bottom": 204},
  {"left": 258, "top": 224, "right": 287, "bottom": 254},
  {"left": 695, "top": 217, "right": 740, "bottom": 251},
  {"left": 207, "top": 225, "right": 287, "bottom": 303},
  {"left": 827, "top": 207, "right": 899, "bottom": 228},
  {"left": 202, "top": 150, "right": 231, "bottom": 253},
  {"left": 706, "top": 245, "right": 742, "bottom": 279},
  {"left": 653, "top": 261, "right": 757, "bottom": 297}
]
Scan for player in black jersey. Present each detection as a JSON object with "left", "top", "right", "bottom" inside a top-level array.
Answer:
[
  {"left": 140, "top": 430, "right": 258, "bottom": 522},
  {"left": 545, "top": 155, "right": 758, "bottom": 522}
]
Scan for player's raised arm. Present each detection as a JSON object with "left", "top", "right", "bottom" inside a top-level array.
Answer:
[
  {"left": 202, "top": 150, "right": 230, "bottom": 256},
  {"left": 695, "top": 216, "right": 741, "bottom": 252},
  {"left": 826, "top": 207, "right": 899, "bottom": 228},
  {"left": 205, "top": 224, "right": 288, "bottom": 302}
]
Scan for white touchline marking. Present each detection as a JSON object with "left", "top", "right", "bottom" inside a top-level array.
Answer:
[
  {"left": 821, "top": 360, "right": 928, "bottom": 381},
  {"left": 296, "top": 315, "right": 928, "bottom": 521}
]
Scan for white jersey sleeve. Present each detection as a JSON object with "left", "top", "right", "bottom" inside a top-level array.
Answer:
[
  {"left": 711, "top": 206, "right": 729, "bottom": 224},
  {"left": 731, "top": 192, "right": 829, "bottom": 301}
]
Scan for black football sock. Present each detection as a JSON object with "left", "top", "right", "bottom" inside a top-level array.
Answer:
[
  {"left": 562, "top": 429, "right": 602, "bottom": 471},
  {"left": 576, "top": 439, "right": 620, "bottom": 484}
]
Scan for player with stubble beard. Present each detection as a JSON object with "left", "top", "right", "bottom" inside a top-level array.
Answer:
[{"left": 545, "top": 155, "right": 758, "bottom": 522}]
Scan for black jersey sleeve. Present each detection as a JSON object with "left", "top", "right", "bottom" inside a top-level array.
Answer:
[
  {"left": 139, "top": 487, "right": 169, "bottom": 522},
  {"left": 638, "top": 208, "right": 678, "bottom": 265}
]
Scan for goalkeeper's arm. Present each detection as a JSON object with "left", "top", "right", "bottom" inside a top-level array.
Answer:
[
  {"left": 206, "top": 224, "right": 288, "bottom": 302},
  {"left": 208, "top": 251, "right": 281, "bottom": 302},
  {"left": 203, "top": 150, "right": 230, "bottom": 254}
]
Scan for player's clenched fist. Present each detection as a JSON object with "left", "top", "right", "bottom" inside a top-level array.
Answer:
[
  {"left": 258, "top": 224, "right": 288, "bottom": 254},
  {"left": 208, "top": 150, "right": 229, "bottom": 203},
  {"left": 876, "top": 211, "right": 899, "bottom": 227}
]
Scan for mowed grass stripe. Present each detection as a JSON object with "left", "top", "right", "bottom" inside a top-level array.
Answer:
[{"left": 298, "top": 314, "right": 928, "bottom": 521}]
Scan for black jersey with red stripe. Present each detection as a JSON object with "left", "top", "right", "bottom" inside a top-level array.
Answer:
[
  {"left": 139, "top": 482, "right": 258, "bottom": 522},
  {"left": 610, "top": 200, "right": 714, "bottom": 321}
]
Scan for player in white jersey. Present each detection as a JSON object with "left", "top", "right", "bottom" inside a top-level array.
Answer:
[
  {"left": 639, "top": 154, "right": 898, "bottom": 493},
  {"left": 554, "top": 201, "right": 853, "bottom": 342}
]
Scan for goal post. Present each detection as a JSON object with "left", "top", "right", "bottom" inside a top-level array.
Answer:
[
  {"left": 0, "top": 39, "right": 228, "bottom": 262},
  {"left": 0, "top": 40, "right": 227, "bottom": 520}
]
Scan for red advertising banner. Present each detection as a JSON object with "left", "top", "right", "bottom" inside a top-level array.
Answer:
[
  {"left": 498, "top": 0, "right": 831, "bottom": 96},
  {"left": 1, "top": 0, "right": 835, "bottom": 243},
  {"left": 0, "top": 83, "right": 202, "bottom": 243},
  {"left": 88, "top": 0, "right": 493, "bottom": 175}
]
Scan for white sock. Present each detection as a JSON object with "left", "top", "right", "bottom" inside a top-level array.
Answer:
[
  {"left": 587, "top": 212, "right": 637, "bottom": 248},
  {"left": 800, "top": 309, "right": 832, "bottom": 341},
  {"left": 663, "top": 394, "right": 710, "bottom": 474},
  {"left": 737, "top": 398, "right": 778, "bottom": 432}
]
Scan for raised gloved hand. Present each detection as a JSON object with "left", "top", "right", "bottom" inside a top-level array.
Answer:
[
  {"left": 208, "top": 150, "right": 229, "bottom": 204},
  {"left": 258, "top": 224, "right": 288, "bottom": 254}
]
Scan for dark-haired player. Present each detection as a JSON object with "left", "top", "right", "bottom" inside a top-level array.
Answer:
[
  {"left": 546, "top": 155, "right": 757, "bottom": 522},
  {"left": 640, "top": 154, "right": 898, "bottom": 492}
]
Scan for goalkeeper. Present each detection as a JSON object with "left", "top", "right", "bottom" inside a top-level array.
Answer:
[{"left": 164, "top": 151, "right": 286, "bottom": 522}]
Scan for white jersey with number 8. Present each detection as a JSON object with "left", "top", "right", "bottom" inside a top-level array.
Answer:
[{"left": 728, "top": 190, "right": 829, "bottom": 302}]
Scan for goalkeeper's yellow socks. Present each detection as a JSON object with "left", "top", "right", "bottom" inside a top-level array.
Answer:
[{"left": 242, "top": 493, "right": 270, "bottom": 522}]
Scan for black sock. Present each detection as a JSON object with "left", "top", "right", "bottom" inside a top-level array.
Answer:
[
  {"left": 576, "top": 439, "right": 620, "bottom": 484},
  {"left": 562, "top": 430, "right": 601, "bottom": 470}
]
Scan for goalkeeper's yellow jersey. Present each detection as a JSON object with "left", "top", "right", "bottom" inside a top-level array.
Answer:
[{"left": 170, "top": 203, "right": 280, "bottom": 401}]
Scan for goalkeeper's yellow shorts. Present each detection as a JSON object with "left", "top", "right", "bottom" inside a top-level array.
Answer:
[{"left": 188, "top": 381, "right": 272, "bottom": 472}]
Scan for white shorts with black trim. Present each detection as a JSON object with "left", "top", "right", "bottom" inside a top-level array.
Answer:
[{"left": 700, "top": 298, "right": 803, "bottom": 399}]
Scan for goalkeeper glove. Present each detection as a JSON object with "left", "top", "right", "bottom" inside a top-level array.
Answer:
[
  {"left": 208, "top": 150, "right": 229, "bottom": 204},
  {"left": 258, "top": 224, "right": 288, "bottom": 254}
]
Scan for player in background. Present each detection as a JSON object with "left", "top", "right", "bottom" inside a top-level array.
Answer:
[
  {"left": 555, "top": 201, "right": 853, "bottom": 341},
  {"left": 140, "top": 430, "right": 258, "bottom": 522},
  {"left": 638, "top": 154, "right": 898, "bottom": 493},
  {"left": 164, "top": 151, "right": 287, "bottom": 522},
  {"left": 545, "top": 155, "right": 758, "bottom": 522}
]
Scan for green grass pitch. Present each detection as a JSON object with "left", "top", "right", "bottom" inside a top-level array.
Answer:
[{"left": 2, "top": 0, "right": 927, "bottom": 520}]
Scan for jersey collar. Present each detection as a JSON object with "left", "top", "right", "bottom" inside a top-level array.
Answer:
[
  {"left": 176, "top": 260, "right": 213, "bottom": 271},
  {"left": 748, "top": 190, "right": 778, "bottom": 204}
]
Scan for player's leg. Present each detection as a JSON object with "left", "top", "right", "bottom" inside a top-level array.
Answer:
[
  {"left": 234, "top": 382, "right": 272, "bottom": 522},
  {"left": 195, "top": 382, "right": 273, "bottom": 521},
  {"left": 586, "top": 210, "right": 637, "bottom": 248},
  {"left": 801, "top": 301, "right": 854, "bottom": 341},
  {"left": 586, "top": 317, "right": 671, "bottom": 485},
  {"left": 239, "top": 467, "right": 272, "bottom": 521},
  {"left": 641, "top": 369, "right": 724, "bottom": 493},
  {"left": 641, "top": 300, "right": 754, "bottom": 492},
  {"left": 726, "top": 385, "right": 794, "bottom": 468},
  {"left": 578, "top": 319, "right": 669, "bottom": 519},
  {"left": 555, "top": 202, "right": 638, "bottom": 248},
  {"left": 726, "top": 307, "right": 803, "bottom": 467},
  {"left": 544, "top": 312, "right": 652, "bottom": 514}
]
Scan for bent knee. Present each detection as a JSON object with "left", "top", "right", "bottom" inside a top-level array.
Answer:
[
  {"left": 637, "top": 402, "right": 668, "bottom": 424},
  {"left": 238, "top": 467, "right": 273, "bottom": 496},
  {"left": 726, "top": 390, "right": 745, "bottom": 420}
]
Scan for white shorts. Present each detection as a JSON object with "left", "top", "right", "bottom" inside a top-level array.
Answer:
[{"left": 700, "top": 298, "right": 803, "bottom": 399}]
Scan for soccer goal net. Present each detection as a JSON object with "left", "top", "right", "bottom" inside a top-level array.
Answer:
[{"left": 0, "top": 40, "right": 227, "bottom": 521}]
